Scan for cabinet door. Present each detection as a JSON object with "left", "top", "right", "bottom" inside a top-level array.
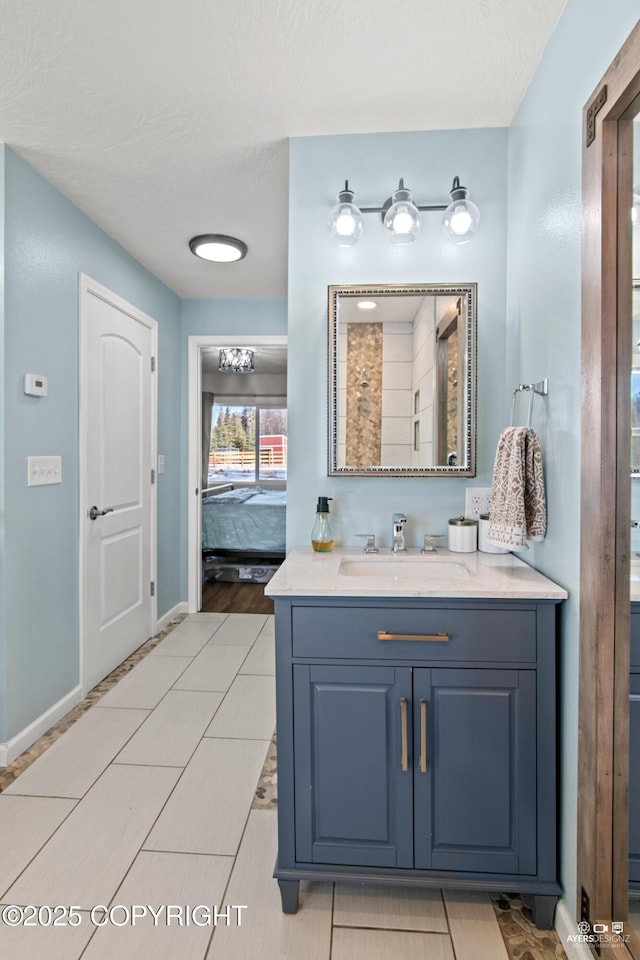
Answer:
[
  {"left": 293, "top": 664, "right": 413, "bottom": 868},
  {"left": 630, "top": 674, "right": 640, "bottom": 883},
  {"left": 413, "top": 668, "right": 537, "bottom": 875}
]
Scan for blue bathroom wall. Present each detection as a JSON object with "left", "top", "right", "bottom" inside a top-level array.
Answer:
[
  {"left": 2, "top": 147, "right": 182, "bottom": 741},
  {"left": 506, "top": 0, "right": 639, "bottom": 920},
  {"left": 181, "top": 298, "right": 288, "bottom": 339},
  {"left": 287, "top": 128, "right": 508, "bottom": 549},
  {"left": 179, "top": 297, "right": 287, "bottom": 597}
]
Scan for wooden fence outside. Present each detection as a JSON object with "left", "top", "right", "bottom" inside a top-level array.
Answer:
[{"left": 209, "top": 447, "right": 286, "bottom": 468}]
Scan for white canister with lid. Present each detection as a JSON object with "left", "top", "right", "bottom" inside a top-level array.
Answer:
[
  {"left": 478, "top": 514, "right": 510, "bottom": 554},
  {"left": 448, "top": 516, "right": 478, "bottom": 553}
]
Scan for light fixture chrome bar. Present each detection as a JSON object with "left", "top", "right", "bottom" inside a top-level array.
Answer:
[{"left": 358, "top": 203, "right": 447, "bottom": 214}]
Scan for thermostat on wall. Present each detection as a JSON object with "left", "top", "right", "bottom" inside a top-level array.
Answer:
[{"left": 24, "top": 374, "right": 48, "bottom": 397}]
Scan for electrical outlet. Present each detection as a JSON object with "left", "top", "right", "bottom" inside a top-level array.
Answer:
[{"left": 464, "top": 486, "right": 492, "bottom": 520}]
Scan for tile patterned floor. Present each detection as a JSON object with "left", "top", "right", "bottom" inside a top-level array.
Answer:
[
  {"left": 0, "top": 616, "right": 186, "bottom": 793},
  {"left": 0, "top": 613, "right": 566, "bottom": 960}
]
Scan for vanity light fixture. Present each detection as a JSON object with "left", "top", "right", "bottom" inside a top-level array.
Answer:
[
  {"left": 328, "top": 182, "right": 365, "bottom": 246},
  {"left": 189, "top": 234, "right": 248, "bottom": 262},
  {"left": 328, "top": 176, "right": 480, "bottom": 247},
  {"left": 218, "top": 348, "right": 255, "bottom": 373},
  {"left": 442, "top": 177, "right": 480, "bottom": 245},
  {"left": 383, "top": 179, "right": 421, "bottom": 244}
]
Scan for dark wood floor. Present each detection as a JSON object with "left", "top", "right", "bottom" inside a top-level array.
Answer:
[{"left": 201, "top": 579, "right": 274, "bottom": 614}]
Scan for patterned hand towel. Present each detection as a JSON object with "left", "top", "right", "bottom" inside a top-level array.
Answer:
[{"left": 487, "top": 427, "right": 547, "bottom": 551}]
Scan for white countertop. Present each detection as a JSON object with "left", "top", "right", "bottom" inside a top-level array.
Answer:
[{"left": 265, "top": 547, "right": 568, "bottom": 600}]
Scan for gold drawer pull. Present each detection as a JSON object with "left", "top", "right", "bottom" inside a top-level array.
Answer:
[
  {"left": 419, "top": 698, "right": 427, "bottom": 773},
  {"left": 378, "top": 630, "right": 450, "bottom": 642},
  {"left": 400, "top": 697, "right": 408, "bottom": 772}
]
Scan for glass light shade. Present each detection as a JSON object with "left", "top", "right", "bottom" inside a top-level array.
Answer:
[
  {"left": 329, "top": 182, "right": 364, "bottom": 246},
  {"left": 219, "top": 348, "right": 254, "bottom": 373},
  {"left": 383, "top": 180, "right": 420, "bottom": 244},
  {"left": 442, "top": 178, "right": 480, "bottom": 244}
]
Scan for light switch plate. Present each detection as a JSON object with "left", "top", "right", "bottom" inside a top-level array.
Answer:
[
  {"left": 465, "top": 486, "right": 492, "bottom": 520},
  {"left": 28, "top": 456, "right": 62, "bottom": 486}
]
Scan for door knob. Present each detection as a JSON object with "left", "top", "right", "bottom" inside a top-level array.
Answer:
[{"left": 89, "top": 505, "right": 114, "bottom": 520}]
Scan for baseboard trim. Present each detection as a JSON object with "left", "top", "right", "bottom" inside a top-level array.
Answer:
[
  {"left": 156, "top": 601, "right": 189, "bottom": 633},
  {"left": 555, "top": 899, "right": 593, "bottom": 960},
  {"left": 0, "top": 685, "right": 83, "bottom": 768}
]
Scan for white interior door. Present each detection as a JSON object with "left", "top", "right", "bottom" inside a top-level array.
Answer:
[{"left": 80, "top": 276, "right": 156, "bottom": 692}]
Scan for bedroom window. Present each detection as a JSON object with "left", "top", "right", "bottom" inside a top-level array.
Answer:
[{"left": 209, "top": 404, "right": 287, "bottom": 484}]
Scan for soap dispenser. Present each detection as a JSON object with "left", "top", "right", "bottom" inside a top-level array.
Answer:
[{"left": 311, "top": 497, "right": 334, "bottom": 552}]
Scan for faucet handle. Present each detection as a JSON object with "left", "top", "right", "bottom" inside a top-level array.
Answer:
[
  {"left": 355, "top": 533, "right": 378, "bottom": 554},
  {"left": 421, "top": 533, "right": 444, "bottom": 553}
]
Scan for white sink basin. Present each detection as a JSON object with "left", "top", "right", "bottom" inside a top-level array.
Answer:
[{"left": 339, "top": 555, "right": 471, "bottom": 579}]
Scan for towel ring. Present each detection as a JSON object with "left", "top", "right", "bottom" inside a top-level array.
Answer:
[{"left": 509, "top": 379, "right": 549, "bottom": 428}]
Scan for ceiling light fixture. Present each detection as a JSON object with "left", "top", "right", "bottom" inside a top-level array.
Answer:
[
  {"left": 219, "top": 348, "right": 254, "bottom": 373},
  {"left": 328, "top": 176, "right": 480, "bottom": 247},
  {"left": 357, "top": 301, "right": 378, "bottom": 310},
  {"left": 189, "top": 234, "right": 248, "bottom": 263}
]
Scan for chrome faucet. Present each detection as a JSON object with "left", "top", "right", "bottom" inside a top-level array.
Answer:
[
  {"left": 421, "top": 534, "right": 444, "bottom": 553},
  {"left": 356, "top": 533, "right": 378, "bottom": 554},
  {"left": 392, "top": 513, "right": 407, "bottom": 552}
]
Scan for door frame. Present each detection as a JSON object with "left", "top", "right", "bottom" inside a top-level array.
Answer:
[
  {"left": 78, "top": 273, "right": 158, "bottom": 695},
  {"left": 578, "top": 20, "right": 640, "bottom": 958},
  {"left": 187, "top": 334, "right": 287, "bottom": 612}
]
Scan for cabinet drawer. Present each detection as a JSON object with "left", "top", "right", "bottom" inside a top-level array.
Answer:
[{"left": 291, "top": 605, "right": 536, "bottom": 662}]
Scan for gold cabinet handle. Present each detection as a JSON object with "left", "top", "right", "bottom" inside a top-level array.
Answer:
[
  {"left": 378, "top": 630, "right": 449, "bottom": 642},
  {"left": 419, "top": 698, "right": 427, "bottom": 773},
  {"left": 400, "top": 697, "right": 408, "bottom": 772}
]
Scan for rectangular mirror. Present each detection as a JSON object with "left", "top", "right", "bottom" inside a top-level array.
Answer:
[{"left": 328, "top": 283, "right": 477, "bottom": 477}]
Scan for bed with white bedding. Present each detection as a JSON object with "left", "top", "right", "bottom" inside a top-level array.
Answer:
[{"left": 201, "top": 486, "right": 286, "bottom": 557}]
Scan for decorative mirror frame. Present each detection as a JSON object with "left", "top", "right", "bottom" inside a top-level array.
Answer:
[{"left": 327, "top": 283, "right": 477, "bottom": 477}]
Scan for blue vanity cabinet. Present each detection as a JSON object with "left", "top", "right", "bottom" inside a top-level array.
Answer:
[
  {"left": 273, "top": 596, "right": 561, "bottom": 929},
  {"left": 412, "top": 667, "right": 537, "bottom": 875},
  {"left": 293, "top": 664, "right": 414, "bottom": 868},
  {"left": 630, "top": 604, "right": 640, "bottom": 887}
]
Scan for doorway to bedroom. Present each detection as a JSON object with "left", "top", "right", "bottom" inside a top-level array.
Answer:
[{"left": 187, "top": 335, "right": 287, "bottom": 614}]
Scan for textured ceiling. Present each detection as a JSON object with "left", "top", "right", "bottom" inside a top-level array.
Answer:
[{"left": 1, "top": 0, "right": 567, "bottom": 299}]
